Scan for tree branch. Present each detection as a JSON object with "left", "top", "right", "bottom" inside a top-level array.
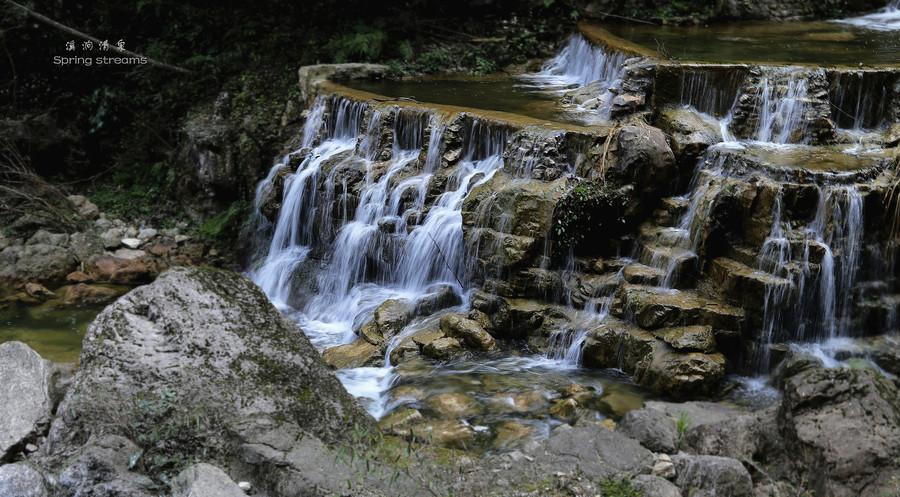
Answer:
[{"left": 5, "top": 0, "right": 192, "bottom": 74}]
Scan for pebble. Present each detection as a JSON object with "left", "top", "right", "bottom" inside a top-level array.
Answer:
[
  {"left": 121, "top": 238, "right": 143, "bottom": 249},
  {"left": 652, "top": 453, "right": 676, "bottom": 479},
  {"left": 238, "top": 481, "right": 252, "bottom": 493},
  {"left": 24, "top": 443, "right": 37, "bottom": 453}
]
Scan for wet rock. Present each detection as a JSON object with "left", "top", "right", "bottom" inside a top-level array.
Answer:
[
  {"left": 486, "top": 391, "right": 547, "bottom": 415},
  {"left": 635, "top": 346, "right": 726, "bottom": 398},
  {"left": 65, "top": 270, "right": 93, "bottom": 283},
  {"left": 549, "top": 398, "right": 579, "bottom": 423},
  {"left": 612, "top": 125, "right": 677, "bottom": 201},
  {"left": 619, "top": 406, "right": 678, "bottom": 453},
  {"left": 56, "top": 434, "right": 154, "bottom": 496},
  {"left": 0, "top": 463, "right": 48, "bottom": 497},
  {"left": 708, "top": 257, "right": 793, "bottom": 310},
  {"left": 360, "top": 299, "right": 413, "bottom": 344},
  {"left": 581, "top": 318, "right": 656, "bottom": 372},
  {"left": 658, "top": 107, "right": 722, "bottom": 164},
  {"left": 616, "top": 284, "right": 744, "bottom": 331},
  {"left": 171, "top": 463, "right": 245, "bottom": 497},
  {"left": 672, "top": 454, "right": 753, "bottom": 497},
  {"left": 632, "top": 474, "right": 681, "bottom": 497},
  {"left": 59, "top": 283, "right": 122, "bottom": 305},
  {"left": 323, "top": 339, "right": 380, "bottom": 369},
  {"left": 425, "top": 392, "right": 482, "bottom": 419},
  {"left": 414, "top": 284, "right": 462, "bottom": 316},
  {"left": 422, "top": 337, "right": 463, "bottom": 360},
  {"left": 408, "top": 420, "right": 475, "bottom": 449},
  {"left": 493, "top": 421, "right": 534, "bottom": 449},
  {"left": 439, "top": 314, "right": 496, "bottom": 351},
  {"left": 137, "top": 228, "right": 158, "bottom": 241},
  {"left": 378, "top": 408, "right": 424, "bottom": 435},
  {"left": 0, "top": 342, "right": 52, "bottom": 461},
  {"left": 462, "top": 173, "right": 566, "bottom": 275},
  {"left": 24, "top": 282, "right": 54, "bottom": 299},
  {"left": 653, "top": 325, "right": 716, "bottom": 353}
]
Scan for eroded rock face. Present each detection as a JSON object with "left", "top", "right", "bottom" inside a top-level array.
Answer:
[{"left": 0, "top": 342, "right": 52, "bottom": 462}]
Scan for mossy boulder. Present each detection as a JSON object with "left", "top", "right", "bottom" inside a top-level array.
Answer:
[{"left": 44, "top": 266, "right": 373, "bottom": 488}]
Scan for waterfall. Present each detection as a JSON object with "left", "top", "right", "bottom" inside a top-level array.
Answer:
[
  {"left": 528, "top": 35, "right": 627, "bottom": 89},
  {"left": 753, "top": 70, "right": 809, "bottom": 144},
  {"left": 829, "top": 71, "right": 896, "bottom": 130},
  {"left": 519, "top": 34, "right": 628, "bottom": 121},
  {"left": 250, "top": 96, "right": 508, "bottom": 350},
  {"left": 837, "top": 0, "right": 900, "bottom": 31},
  {"left": 678, "top": 68, "right": 745, "bottom": 118}
]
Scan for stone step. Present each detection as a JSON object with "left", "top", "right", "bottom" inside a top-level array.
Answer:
[
  {"left": 652, "top": 196, "right": 690, "bottom": 226},
  {"left": 638, "top": 223, "right": 689, "bottom": 248},
  {"left": 623, "top": 263, "right": 665, "bottom": 286},
  {"left": 639, "top": 244, "right": 697, "bottom": 288},
  {"left": 706, "top": 257, "right": 793, "bottom": 309},
  {"left": 613, "top": 283, "right": 744, "bottom": 332}
]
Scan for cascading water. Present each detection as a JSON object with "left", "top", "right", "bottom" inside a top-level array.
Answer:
[
  {"left": 250, "top": 97, "right": 515, "bottom": 415},
  {"left": 753, "top": 69, "right": 810, "bottom": 144},
  {"left": 838, "top": 0, "right": 900, "bottom": 31},
  {"left": 520, "top": 34, "right": 628, "bottom": 121}
]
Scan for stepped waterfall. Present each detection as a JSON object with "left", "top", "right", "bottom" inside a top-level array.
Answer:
[{"left": 247, "top": 26, "right": 899, "bottom": 434}]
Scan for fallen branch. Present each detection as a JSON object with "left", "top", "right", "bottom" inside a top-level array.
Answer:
[
  {"left": 5, "top": 0, "right": 192, "bottom": 74},
  {"left": 426, "top": 232, "right": 465, "bottom": 289}
]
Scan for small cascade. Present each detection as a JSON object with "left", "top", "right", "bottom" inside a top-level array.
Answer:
[
  {"left": 545, "top": 261, "right": 625, "bottom": 367},
  {"left": 838, "top": 0, "right": 900, "bottom": 31},
  {"left": 527, "top": 35, "right": 627, "bottom": 89},
  {"left": 829, "top": 71, "right": 898, "bottom": 130},
  {"left": 753, "top": 70, "right": 810, "bottom": 144},
  {"left": 520, "top": 34, "right": 628, "bottom": 121},
  {"left": 678, "top": 68, "right": 745, "bottom": 118}
]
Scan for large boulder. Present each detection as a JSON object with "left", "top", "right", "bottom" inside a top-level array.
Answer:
[
  {"left": 0, "top": 342, "right": 52, "bottom": 462},
  {"left": 777, "top": 364, "right": 900, "bottom": 497},
  {"left": 611, "top": 125, "right": 677, "bottom": 202},
  {"left": 44, "top": 267, "right": 373, "bottom": 488}
]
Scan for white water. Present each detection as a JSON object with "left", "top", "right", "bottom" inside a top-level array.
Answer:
[
  {"left": 838, "top": 0, "right": 900, "bottom": 31},
  {"left": 520, "top": 34, "right": 628, "bottom": 121},
  {"left": 753, "top": 70, "right": 810, "bottom": 144}
]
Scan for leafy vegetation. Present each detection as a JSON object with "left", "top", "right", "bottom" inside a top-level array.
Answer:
[
  {"left": 599, "top": 478, "right": 643, "bottom": 497},
  {"left": 675, "top": 411, "right": 691, "bottom": 446}
]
